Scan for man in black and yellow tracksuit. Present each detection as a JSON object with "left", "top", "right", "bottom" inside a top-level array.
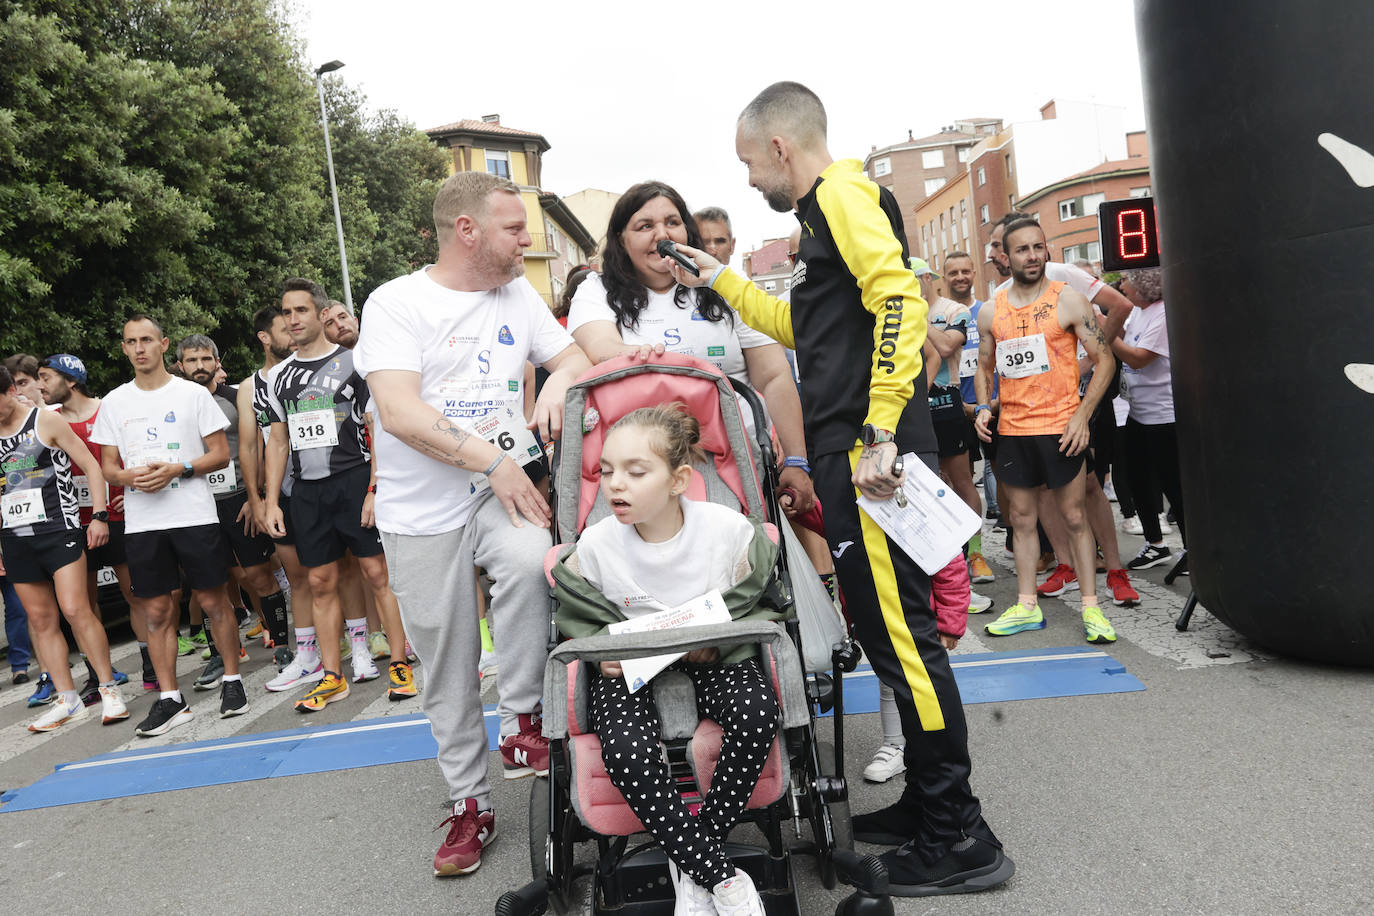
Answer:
[{"left": 669, "top": 81, "right": 1012, "bottom": 896}]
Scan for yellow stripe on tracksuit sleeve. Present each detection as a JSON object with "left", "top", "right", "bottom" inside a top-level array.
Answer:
[
  {"left": 712, "top": 267, "right": 795, "bottom": 349},
  {"left": 846, "top": 445, "right": 945, "bottom": 731},
  {"left": 815, "top": 162, "right": 928, "bottom": 433}
]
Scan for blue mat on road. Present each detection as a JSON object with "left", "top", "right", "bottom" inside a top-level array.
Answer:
[{"left": 0, "top": 646, "right": 1141, "bottom": 813}]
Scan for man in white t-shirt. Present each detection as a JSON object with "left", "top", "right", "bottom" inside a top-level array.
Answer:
[
  {"left": 92, "top": 315, "right": 244, "bottom": 736},
  {"left": 356, "top": 171, "right": 591, "bottom": 878}
]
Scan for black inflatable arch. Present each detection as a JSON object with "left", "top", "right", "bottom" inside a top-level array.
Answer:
[{"left": 1136, "top": 0, "right": 1374, "bottom": 664}]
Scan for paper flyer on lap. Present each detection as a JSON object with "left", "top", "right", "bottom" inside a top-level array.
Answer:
[
  {"left": 607, "top": 590, "right": 731, "bottom": 693},
  {"left": 857, "top": 452, "right": 981, "bottom": 575}
]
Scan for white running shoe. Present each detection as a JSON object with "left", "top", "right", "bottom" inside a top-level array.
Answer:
[
  {"left": 265, "top": 655, "right": 324, "bottom": 692},
  {"left": 28, "top": 695, "right": 87, "bottom": 732},
  {"left": 99, "top": 684, "right": 129, "bottom": 724},
  {"left": 1120, "top": 515, "right": 1144, "bottom": 535},
  {"left": 862, "top": 743, "right": 907, "bottom": 783},
  {"left": 478, "top": 648, "right": 499, "bottom": 680},
  {"left": 668, "top": 862, "right": 716, "bottom": 916},
  {"left": 350, "top": 644, "right": 380, "bottom": 683},
  {"left": 711, "top": 870, "right": 766, "bottom": 916},
  {"left": 1159, "top": 514, "right": 1174, "bottom": 535},
  {"left": 969, "top": 591, "right": 993, "bottom": 614},
  {"left": 1103, "top": 479, "right": 1117, "bottom": 501}
]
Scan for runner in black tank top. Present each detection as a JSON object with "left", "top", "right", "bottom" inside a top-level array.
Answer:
[{"left": 0, "top": 373, "right": 128, "bottom": 732}]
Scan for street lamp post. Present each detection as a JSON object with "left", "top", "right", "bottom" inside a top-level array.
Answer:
[{"left": 314, "top": 59, "right": 352, "bottom": 310}]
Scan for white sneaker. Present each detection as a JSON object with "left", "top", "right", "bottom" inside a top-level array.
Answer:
[
  {"left": 711, "top": 870, "right": 765, "bottom": 916},
  {"left": 1103, "top": 479, "right": 1117, "bottom": 501},
  {"left": 969, "top": 591, "right": 993, "bottom": 614},
  {"left": 862, "top": 743, "right": 907, "bottom": 783},
  {"left": 1159, "top": 514, "right": 1173, "bottom": 535},
  {"left": 350, "top": 644, "right": 380, "bottom": 683},
  {"left": 266, "top": 655, "right": 324, "bottom": 692},
  {"left": 1120, "top": 516, "right": 1143, "bottom": 535},
  {"left": 668, "top": 862, "right": 716, "bottom": 916},
  {"left": 99, "top": 684, "right": 129, "bottom": 724},
  {"left": 28, "top": 695, "right": 87, "bottom": 732}
]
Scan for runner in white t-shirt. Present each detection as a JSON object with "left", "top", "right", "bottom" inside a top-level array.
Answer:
[
  {"left": 91, "top": 316, "right": 244, "bottom": 736},
  {"left": 356, "top": 171, "right": 592, "bottom": 878},
  {"left": 567, "top": 181, "right": 816, "bottom": 517},
  {"left": 1114, "top": 267, "right": 1185, "bottom": 572}
]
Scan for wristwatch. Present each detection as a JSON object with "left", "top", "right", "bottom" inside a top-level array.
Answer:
[
  {"left": 181, "top": 460, "right": 194, "bottom": 479},
  {"left": 860, "top": 424, "right": 895, "bottom": 448},
  {"left": 91, "top": 510, "right": 109, "bottom": 522}
]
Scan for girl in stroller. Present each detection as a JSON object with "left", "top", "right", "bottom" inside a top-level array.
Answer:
[{"left": 555, "top": 404, "right": 779, "bottom": 916}]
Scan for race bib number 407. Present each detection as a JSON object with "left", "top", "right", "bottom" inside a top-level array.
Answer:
[
  {"left": 997, "top": 334, "right": 1051, "bottom": 380},
  {"left": 2, "top": 490, "right": 47, "bottom": 528}
]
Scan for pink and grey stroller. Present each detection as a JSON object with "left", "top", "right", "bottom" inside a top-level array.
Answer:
[{"left": 495, "top": 352, "right": 889, "bottom": 916}]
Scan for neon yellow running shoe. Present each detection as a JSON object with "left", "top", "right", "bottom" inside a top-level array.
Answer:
[
  {"left": 1082, "top": 606, "right": 1118, "bottom": 644},
  {"left": 984, "top": 603, "right": 1045, "bottom": 637}
]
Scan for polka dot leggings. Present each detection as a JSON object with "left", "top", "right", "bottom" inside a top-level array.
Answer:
[{"left": 589, "top": 659, "right": 779, "bottom": 889}]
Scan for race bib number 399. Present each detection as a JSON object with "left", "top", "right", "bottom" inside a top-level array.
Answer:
[{"left": 997, "top": 334, "right": 1051, "bottom": 380}]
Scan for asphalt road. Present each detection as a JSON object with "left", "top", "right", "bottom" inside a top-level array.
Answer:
[{"left": 1, "top": 507, "right": 1371, "bottom": 915}]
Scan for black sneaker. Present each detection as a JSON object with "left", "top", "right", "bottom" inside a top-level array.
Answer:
[
  {"left": 881, "top": 836, "right": 1015, "bottom": 897},
  {"left": 273, "top": 646, "right": 295, "bottom": 672},
  {"left": 194, "top": 655, "right": 224, "bottom": 691},
  {"left": 220, "top": 680, "right": 249, "bottom": 718},
  {"left": 134, "top": 696, "right": 193, "bottom": 737},
  {"left": 852, "top": 800, "right": 923, "bottom": 846},
  {"left": 79, "top": 675, "right": 101, "bottom": 707},
  {"left": 1126, "top": 543, "right": 1172, "bottom": 570}
]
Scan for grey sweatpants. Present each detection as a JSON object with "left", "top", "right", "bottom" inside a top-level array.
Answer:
[{"left": 381, "top": 490, "right": 552, "bottom": 809}]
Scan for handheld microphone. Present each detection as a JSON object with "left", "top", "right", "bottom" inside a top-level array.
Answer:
[{"left": 656, "top": 239, "right": 700, "bottom": 276}]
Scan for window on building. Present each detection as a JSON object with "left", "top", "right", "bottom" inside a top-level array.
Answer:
[
  {"left": 940, "top": 228, "right": 947, "bottom": 249},
  {"left": 957, "top": 148, "right": 971, "bottom": 164},
  {"left": 979, "top": 204, "right": 989, "bottom": 224},
  {"left": 922, "top": 149, "right": 945, "bottom": 169},
  {"left": 764, "top": 280, "right": 777, "bottom": 292},
  {"left": 1062, "top": 245, "right": 1080, "bottom": 262},
  {"left": 1086, "top": 241, "right": 1102, "bottom": 261},
  {"left": 485, "top": 149, "right": 510, "bottom": 178},
  {"left": 1004, "top": 153, "right": 1013, "bottom": 176},
  {"left": 1083, "top": 192, "right": 1106, "bottom": 215},
  {"left": 872, "top": 157, "right": 891, "bottom": 177},
  {"left": 976, "top": 167, "right": 986, "bottom": 186},
  {"left": 1059, "top": 198, "right": 1081, "bottom": 220},
  {"left": 939, "top": 213, "right": 945, "bottom": 230},
  {"left": 961, "top": 217, "right": 968, "bottom": 240},
  {"left": 1008, "top": 194, "right": 1015, "bottom": 210},
  {"left": 924, "top": 177, "right": 946, "bottom": 196},
  {"left": 1129, "top": 186, "right": 1152, "bottom": 198}
]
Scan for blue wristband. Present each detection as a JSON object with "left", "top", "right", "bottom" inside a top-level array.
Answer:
[
  {"left": 783, "top": 456, "right": 811, "bottom": 474},
  {"left": 976, "top": 404, "right": 991, "bottom": 414},
  {"left": 707, "top": 265, "right": 726, "bottom": 288}
]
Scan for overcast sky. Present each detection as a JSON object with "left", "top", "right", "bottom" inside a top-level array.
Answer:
[{"left": 290, "top": 0, "right": 1147, "bottom": 263}]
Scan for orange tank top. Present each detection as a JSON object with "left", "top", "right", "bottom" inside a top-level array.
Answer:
[{"left": 990, "top": 280, "right": 1080, "bottom": 435}]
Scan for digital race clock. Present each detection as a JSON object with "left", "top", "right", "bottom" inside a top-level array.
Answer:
[{"left": 1098, "top": 197, "right": 1161, "bottom": 272}]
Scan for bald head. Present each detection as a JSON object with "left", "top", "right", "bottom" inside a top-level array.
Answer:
[{"left": 737, "top": 81, "right": 828, "bottom": 151}]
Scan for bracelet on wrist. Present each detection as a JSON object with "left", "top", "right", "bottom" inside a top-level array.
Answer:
[
  {"left": 782, "top": 456, "right": 811, "bottom": 474},
  {"left": 483, "top": 453, "right": 507, "bottom": 476},
  {"left": 976, "top": 404, "right": 991, "bottom": 414}
]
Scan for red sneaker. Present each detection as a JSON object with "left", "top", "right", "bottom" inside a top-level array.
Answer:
[
  {"left": 1037, "top": 563, "right": 1079, "bottom": 597},
  {"left": 1107, "top": 569, "right": 1140, "bottom": 607},
  {"left": 433, "top": 798, "right": 495, "bottom": 876},
  {"left": 499, "top": 712, "right": 550, "bottom": 779}
]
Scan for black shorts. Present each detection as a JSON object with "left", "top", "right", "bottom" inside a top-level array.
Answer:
[
  {"left": 289, "top": 463, "right": 383, "bottom": 568},
  {"left": 994, "top": 434, "right": 1084, "bottom": 490},
  {"left": 271, "top": 493, "right": 296, "bottom": 546},
  {"left": 933, "top": 417, "right": 977, "bottom": 459},
  {"left": 0, "top": 530, "right": 86, "bottom": 584},
  {"left": 126, "top": 523, "right": 232, "bottom": 598},
  {"left": 216, "top": 492, "right": 276, "bottom": 568},
  {"left": 86, "top": 519, "right": 127, "bottom": 568}
]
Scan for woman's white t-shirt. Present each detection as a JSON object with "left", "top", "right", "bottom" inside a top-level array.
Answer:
[
  {"left": 1120, "top": 302, "right": 1174, "bottom": 425},
  {"left": 574, "top": 498, "right": 754, "bottom": 620},
  {"left": 567, "top": 273, "right": 773, "bottom": 387}
]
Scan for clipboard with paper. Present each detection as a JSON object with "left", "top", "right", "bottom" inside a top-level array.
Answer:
[{"left": 856, "top": 452, "right": 981, "bottom": 575}]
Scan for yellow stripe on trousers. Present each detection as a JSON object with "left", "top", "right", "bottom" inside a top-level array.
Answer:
[{"left": 847, "top": 447, "right": 945, "bottom": 731}]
